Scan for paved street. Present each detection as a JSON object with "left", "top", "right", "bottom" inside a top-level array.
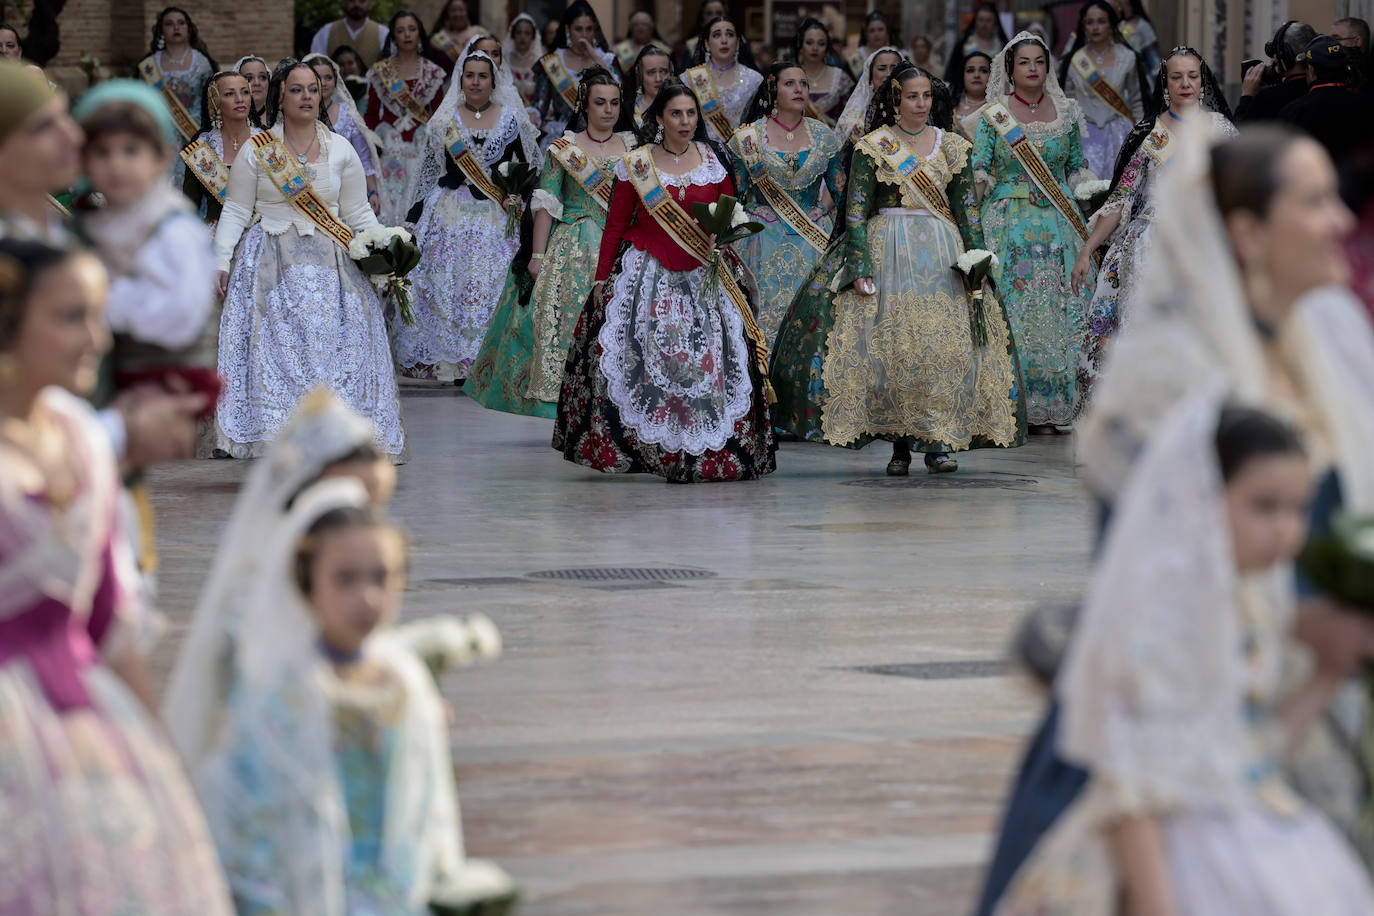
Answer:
[{"left": 148, "top": 388, "right": 1094, "bottom": 916}]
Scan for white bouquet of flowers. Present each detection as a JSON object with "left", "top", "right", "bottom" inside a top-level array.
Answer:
[
  {"left": 349, "top": 226, "right": 421, "bottom": 325},
  {"left": 493, "top": 160, "right": 538, "bottom": 238},
  {"left": 952, "top": 249, "right": 999, "bottom": 346},
  {"left": 1074, "top": 178, "right": 1112, "bottom": 215},
  {"left": 392, "top": 612, "right": 502, "bottom": 684},
  {"left": 689, "top": 195, "right": 763, "bottom": 298}
]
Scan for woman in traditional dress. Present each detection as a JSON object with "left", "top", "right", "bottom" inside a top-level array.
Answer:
[
  {"left": 1070, "top": 47, "right": 1233, "bottom": 416},
  {"left": 0, "top": 22, "right": 22, "bottom": 59},
  {"left": 468, "top": 69, "right": 634, "bottom": 417},
  {"left": 982, "top": 125, "right": 1374, "bottom": 915},
  {"left": 1112, "top": 0, "right": 1162, "bottom": 71},
  {"left": 427, "top": 0, "right": 486, "bottom": 77},
  {"left": 235, "top": 55, "right": 270, "bottom": 127},
  {"left": 679, "top": 0, "right": 726, "bottom": 72},
  {"left": 613, "top": 10, "right": 670, "bottom": 77},
  {"left": 138, "top": 6, "right": 216, "bottom": 183},
  {"left": 363, "top": 10, "right": 446, "bottom": 226},
  {"left": 533, "top": 1, "right": 618, "bottom": 154},
  {"left": 973, "top": 32, "right": 1094, "bottom": 430},
  {"left": 0, "top": 238, "right": 234, "bottom": 913},
  {"left": 771, "top": 63, "right": 1024, "bottom": 473},
  {"left": 306, "top": 52, "right": 383, "bottom": 215},
  {"left": 954, "top": 50, "right": 993, "bottom": 138},
  {"left": 851, "top": 11, "right": 896, "bottom": 77},
  {"left": 792, "top": 18, "right": 854, "bottom": 128},
  {"left": 182, "top": 70, "right": 262, "bottom": 229},
  {"left": 553, "top": 78, "right": 777, "bottom": 483},
  {"left": 214, "top": 59, "right": 405, "bottom": 459},
  {"left": 504, "top": 13, "right": 543, "bottom": 110},
  {"left": 728, "top": 61, "right": 843, "bottom": 345},
  {"left": 1059, "top": 1, "right": 1148, "bottom": 179},
  {"left": 397, "top": 49, "right": 540, "bottom": 385},
  {"left": 833, "top": 46, "right": 906, "bottom": 148},
  {"left": 681, "top": 14, "right": 763, "bottom": 144},
  {"left": 944, "top": 2, "right": 1008, "bottom": 85},
  {"left": 910, "top": 36, "right": 945, "bottom": 80},
  {"left": 630, "top": 44, "right": 674, "bottom": 129}
]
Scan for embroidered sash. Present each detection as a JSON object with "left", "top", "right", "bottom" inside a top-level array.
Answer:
[
  {"left": 1140, "top": 118, "right": 1177, "bottom": 168},
  {"left": 430, "top": 29, "right": 461, "bottom": 61},
  {"left": 372, "top": 58, "right": 433, "bottom": 126},
  {"left": 732, "top": 123, "right": 829, "bottom": 252},
  {"left": 856, "top": 126, "right": 958, "bottom": 227},
  {"left": 540, "top": 52, "right": 580, "bottom": 109},
  {"left": 138, "top": 56, "right": 199, "bottom": 142},
  {"left": 181, "top": 139, "right": 231, "bottom": 202},
  {"left": 684, "top": 65, "right": 737, "bottom": 140},
  {"left": 250, "top": 133, "right": 354, "bottom": 250},
  {"left": 550, "top": 137, "right": 614, "bottom": 210},
  {"left": 982, "top": 102, "right": 1090, "bottom": 242},
  {"left": 1071, "top": 50, "right": 1135, "bottom": 122},
  {"left": 847, "top": 49, "right": 866, "bottom": 79},
  {"left": 614, "top": 40, "right": 638, "bottom": 73},
  {"left": 621, "top": 145, "right": 774, "bottom": 398},
  {"left": 804, "top": 98, "right": 834, "bottom": 127},
  {"left": 442, "top": 121, "right": 504, "bottom": 201}
]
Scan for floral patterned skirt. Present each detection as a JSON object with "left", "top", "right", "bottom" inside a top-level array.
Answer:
[
  {"left": 982, "top": 198, "right": 1093, "bottom": 427},
  {"left": 1074, "top": 209, "right": 1152, "bottom": 419},
  {"left": 553, "top": 244, "right": 777, "bottom": 483},
  {"left": 376, "top": 133, "right": 423, "bottom": 227},
  {"left": 396, "top": 187, "right": 517, "bottom": 381},
  {"left": 769, "top": 240, "right": 847, "bottom": 442},
  {"left": 0, "top": 661, "right": 234, "bottom": 914},
  {"left": 1081, "top": 118, "right": 1133, "bottom": 184},
  {"left": 216, "top": 224, "right": 406, "bottom": 459},
  {"left": 738, "top": 208, "right": 830, "bottom": 348}
]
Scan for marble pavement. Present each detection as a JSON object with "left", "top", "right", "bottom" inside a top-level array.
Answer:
[{"left": 147, "top": 389, "right": 1095, "bottom": 916}]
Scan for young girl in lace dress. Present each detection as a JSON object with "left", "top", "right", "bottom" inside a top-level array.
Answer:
[{"left": 997, "top": 402, "right": 1374, "bottom": 915}]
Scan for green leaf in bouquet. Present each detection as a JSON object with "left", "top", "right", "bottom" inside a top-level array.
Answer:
[
  {"left": 355, "top": 253, "right": 392, "bottom": 275},
  {"left": 1297, "top": 513, "right": 1374, "bottom": 612}
]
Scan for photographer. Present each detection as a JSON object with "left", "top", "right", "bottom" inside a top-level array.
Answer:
[
  {"left": 1238, "top": 20, "right": 1317, "bottom": 121},
  {"left": 1280, "top": 35, "right": 1374, "bottom": 162}
]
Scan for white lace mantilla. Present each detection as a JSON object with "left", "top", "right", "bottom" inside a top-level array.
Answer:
[
  {"left": 596, "top": 246, "right": 752, "bottom": 455},
  {"left": 453, "top": 106, "right": 523, "bottom": 169},
  {"left": 612, "top": 145, "right": 727, "bottom": 187}
]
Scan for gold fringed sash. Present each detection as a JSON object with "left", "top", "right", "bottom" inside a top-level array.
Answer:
[
  {"left": 431, "top": 29, "right": 461, "bottom": 61},
  {"left": 138, "top": 56, "right": 199, "bottom": 142},
  {"left": 550, "top": 137, "right": 614, "bottom": 210},
  {"left": 857, "top": 127, "right": 958, "bottom": 228},
  {"left": 846, "top": 49, "right": 866, "bottom": 79},
  {"left": 250, "top": 133, "right": 354, "bottom": 250},
  {"left": 732, "top": 123, "right": 830, "bottom": 252},
  {"left": 621, "top": 146, "right": 775, "bottom": 401},
  {"left": 540, "top": 52, "right": 580, "bottom": 109},
  {"left": 983, "top": 103, "right": 1090, "bottom": 242},
  {"left": 614, "top": 40, "right": 638, "bottom": 72},
  {"left": 684, "top": 66, "right": 737, "bottom": 140},
  {"left": 181, "top": 139, "right": 231, "bottom": 202},
  {"left": 372, "top": 58, "right": 433, "bottom": 126},
  {"left": 443, "top": 122, "right": 504, "bottom": 201},
  {"left": 1071, "top": 50, "right": 1135, "bottom": 122}
]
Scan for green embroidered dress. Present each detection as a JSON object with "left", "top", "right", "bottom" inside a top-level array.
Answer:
[
  {"left": 467, "top": 132, "right": 631, "bottom": 418},
  {"left": 770, "top": 128, "right": 1026, "bottom": 451}
]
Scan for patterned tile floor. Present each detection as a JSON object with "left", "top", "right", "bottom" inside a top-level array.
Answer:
[{"left": 147, "top": 390, "right": 1094, "bottom": 915}]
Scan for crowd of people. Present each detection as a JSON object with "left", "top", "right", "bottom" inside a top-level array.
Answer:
[{"left": 3, "top": 0, "right": 1374, "bottom": 912}]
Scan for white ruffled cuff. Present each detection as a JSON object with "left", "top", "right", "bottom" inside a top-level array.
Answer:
[
  {"left": 531, "top": 189, "right": 563, "bottom": 220},
  {"left": 1086, "top": 196, "right": 1129, "bottom": 241}
]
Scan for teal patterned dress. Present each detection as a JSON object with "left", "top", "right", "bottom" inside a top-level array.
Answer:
[
  {"left": 727, "top": 118, "right": 844, "bottom": 347},
  {"left": 467, "top": 133, "right": 631, "bottom": 418},
  {"left": 770, "top": 128, "right": 1025, "bottom": 452},
  {"left": 972, "top": 103, "right": 1094, "bottom": 426}
]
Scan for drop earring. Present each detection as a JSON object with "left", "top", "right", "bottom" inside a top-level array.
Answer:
[{"left": 655, "top": 123, "right": 664, "bottom": 142}]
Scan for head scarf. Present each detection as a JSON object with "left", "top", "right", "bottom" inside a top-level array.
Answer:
[
  {"left": 0, "top": 58, "right": 55, "bottom": 146},
  {"left": 833, "top": 45, "right": 904, "bottom": 146},
  {"left": 71, "top": 78, "right": 178, "bottom": 147},
  {"left": 502, "top": 13, "right": 544, "bottom": 63}
]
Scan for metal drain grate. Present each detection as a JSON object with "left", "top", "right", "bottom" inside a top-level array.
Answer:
[
  {"left": 526, "top": 567, "right": 717, "bottom": 582},
  {"left": 842, "top": 477, "right": 1038, "bottom": 489},
  {"left": 839, "top": 660, "right": 1007, "bottom": 680}
]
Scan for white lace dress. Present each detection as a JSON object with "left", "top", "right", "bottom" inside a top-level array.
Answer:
[
  {"left": 396, "top": 107, "right": 525, "bottom": 382},
  {"left": 213, "top": 124, "right": 406, "bottom": 459}
]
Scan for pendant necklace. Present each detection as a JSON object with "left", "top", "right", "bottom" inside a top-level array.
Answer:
[
  {"left": 465, "top": 100, "right": 493, "bottom": 120},
  {"left": 661, "top": 141, "right": 690, "bottom": 166},
  {"left": 285, "top": 130, "right": 315, "bottom": 165},
  {"left": 1013, "top": 91, "right": 1046, "bottom": 113},
  {"left": 769, "top": 114, "right": 803, "bottom": 141}
]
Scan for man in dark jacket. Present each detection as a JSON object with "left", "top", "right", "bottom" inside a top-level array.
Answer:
[
  {"left": 1237, "top": 20, "right": 1317, "bottom": 121},
  {"left": 1280, "top": 34, "right": 1374, "bottom": 164}
]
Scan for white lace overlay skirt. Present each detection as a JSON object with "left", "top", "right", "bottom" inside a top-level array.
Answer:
[
  {"left": 217, "top": 224, "right": 406, "bottom": 458},
  {"left": 597, "top": 247, "right": 752, "bottom": 456},
  {"left": 0, "top": 662, "right": 234, "bottom": 914},
  {"left": 394, "top": 186, "right": 516, "bottom": 378}
]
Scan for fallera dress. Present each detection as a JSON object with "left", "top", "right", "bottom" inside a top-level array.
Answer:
[
  {"left": 363, "top": 58, "right": 446, "bottom": 226},
  {"left": 467, "top": 130, "right": 635, "bottom": 418},
  {"left": 727, "top": 117, "right": 843, "bottom": 348}
]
